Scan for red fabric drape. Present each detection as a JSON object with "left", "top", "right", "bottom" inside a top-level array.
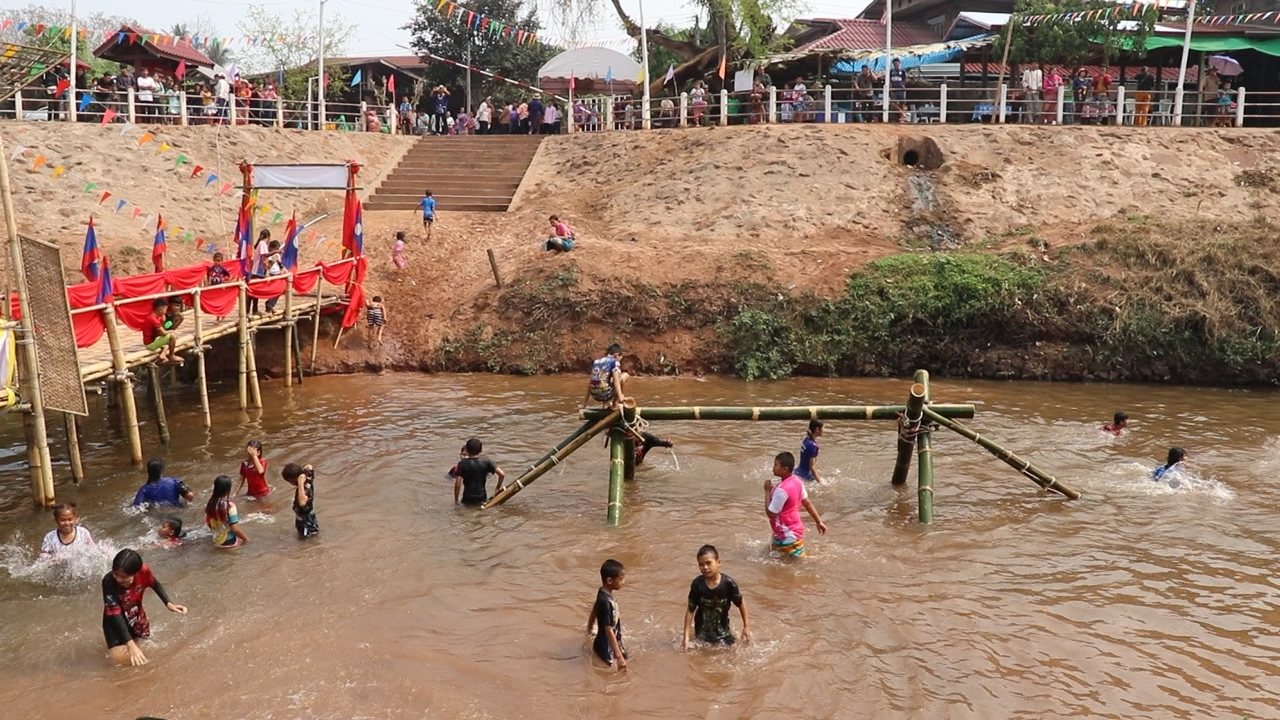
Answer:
[
  {"left": 164, "top": 263, "right": 211, "bottom": 290},
  {"left": 74, "top": 313, "right": 107, "bottom": 347},
  {"left": 199, "top": 285, "right": 239, "bottom": 318},
  {"left": 292, "top": 267, "right": 321, "bottom": 295},
  {"left": 246, "top": 278, "right": 288, "bottom": 299},
  {"left": 321, "top": 259, "right": 356, "bottom": 285},
  {"left": 67, "top": 282, "right": 100, "bottom": 308},
  {"left": 341, "top": 281, "right": 364, "bottom": 329},
  {"left": 111, "top": 271, "right": 167, "bottom": 299},
  {"left": 114, "top": 297, "right": 159, "bottom": 332}
]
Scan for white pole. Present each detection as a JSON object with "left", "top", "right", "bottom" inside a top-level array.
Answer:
[
  {"left": 179, "top": 90, "right": 188, "bottom": 126},
  {"left": 1056, "top": 87, "right": 1065, "bottom": 124},
  {"left": 1115, "top": 84, "right": 1126, "bottom": 125},
  {"left": 639, "top": 0, "right": 651, "bottom": 130},
  {"left": 719, "top": 88, "right": 728, "bottom": 125},
  {"left": 466, "top": 35, "right": 473, "bottom": 112},
  {"left": 68, "top": 0, "right": 78, "bottom": 122},
  {"left": 824, "top": 84, "right": 832, "bottom": 122},
  {"left": 1172, "top": 0, "right": 1195, "bottom": 126},
  {"left": 939, "top": 83, "right": 948, "bottom": 123},
  {"left": 1236, "top": 86, "right": 1246, "bottom": 127},
  {"left": 768, "top": 85, "right": 777, "bottom": 122},
  {"left": 997, "top": 83, "right": 1008, "bottom": 123},
  {"left": 882, "top": 0, "right": 893, "bottom": 123},
  {"left": 318, "top": 0, "right": 327, "bottom": 131},
  {"left": 679, "top": 91, "right": 688, "bottom": 127}
]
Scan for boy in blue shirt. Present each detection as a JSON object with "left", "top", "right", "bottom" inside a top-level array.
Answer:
[
  {"left": 419, "top": 189, "right": 436, "bottom": 239},
  {"left": 795, "top": 419, "right": 823, "bottom": 482},
  {"left": 585, "top": 343, "right": 630, "bottom": 409}
]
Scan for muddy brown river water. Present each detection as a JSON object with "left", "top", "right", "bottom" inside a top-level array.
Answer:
[{"left": 0, "top": 374, "right": 1276, "bottom": 719}]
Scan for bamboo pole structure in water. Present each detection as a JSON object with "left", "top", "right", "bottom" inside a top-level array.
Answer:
[
  {"left": 483, "top": 410, "right": 622, "bottom": 508},
  {"left": 283, "top": 284, "right": 294, "bottom": 387},
  {"left": 192, "top": 290, "right": 211, "bottom": 427},
  {"left": 607, "top": 430, "right": 626, "bottom": 526},
  {"left": 622, "top": 432, "right": 636, "bottom": 482},
  {"left": 104, "top": 305, "right": 143, "bottom": 464},
  {"left": 147, "top": 364, "right": 170, "bottom": 445},
  {"left": 237, "top": 286, "right": 248, "bottom": 410},
  {"left": 310, "top": 277, "right": 323, "bottom": 373},
  {"left": 922, "top": 407, "right": 1082, "bottom": 500},
  {"left": 580, "top": 404, "right": 975, "bottom": 422},
  {"left": 63, "top": 413, "right": 83, "bottom": 484},
  {"left": 891, "top": 381, "right": 928, "bottom": 486},
  {"left": 245, "top": 328, "right": 263, "bottom": 410}
]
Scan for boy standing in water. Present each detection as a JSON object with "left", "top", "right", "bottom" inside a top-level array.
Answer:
[
  {"left": 1102, "top": 412, "right": 1129, "bottom": 436},
  {"left": 765, "top": 452, "right": 828, "bottom": 558},
  {"left": 795, "top": 419, "right": 823, "bottom": 483},
  {"left": 450, "top": 438, "right": 506, "bottom": 506},
  {"left": 682, "top": 545, "right": 750, "bottom": 648},
  {"left": 587, "top": 559, "right": 627, "bottom": 671},
  {"left": 283, "top": 463, "right": 319, "bottom": 538},
  {"left": 585, "top": 343, "right": 630, "bottom": 409}
]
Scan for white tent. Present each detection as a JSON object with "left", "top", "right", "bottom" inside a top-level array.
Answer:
[{"left": 539, "top": 47, "right": 641, "bottom": 82}]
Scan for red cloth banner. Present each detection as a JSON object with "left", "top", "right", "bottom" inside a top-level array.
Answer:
[
  {"left": 291, "top": 267, "right": 321, "bottom": 295},
  {"left": 246, "top": 277, "right": 288, "bottom": 299},
  {"left": 163, "top": 263, "right": 211, "bottom": 290},
  {"left": 199, "top": 285, "right": 239, "bottom": 318},
  {"left": 111, "top": 271, "right": 167, "bottom": 299},
  {"left": 73, "top": 312, "right": 107, "bottom": 347},
  {"left": 114, "top": 297, "right": 161, "bottom": 332}
]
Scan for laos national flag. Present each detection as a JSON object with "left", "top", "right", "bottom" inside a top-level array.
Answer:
[
  {"left": 341, "top": 198, "right": 364, "bottom": 258},
  {"left": 281, "top": 212, "right": 300, "bottom": 271},
  {"left": 235, "top": 203, "right": 253, "bottom": 276},
  {"left": 81, "top": 218, "right": 102, "bottom": 281},
  {"left": 152, "top": 214, "right": 167, "bottom": 272},
  {"left": 95, "top": 256, "right": 114, "bottom": 304}
]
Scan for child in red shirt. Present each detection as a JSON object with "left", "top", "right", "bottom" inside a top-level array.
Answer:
[
  {"left": 235, "top": 439, "right": 270, "bottom": 499},
  {"left": 141, "top": 298, "right": 183, "bottom": 365}
]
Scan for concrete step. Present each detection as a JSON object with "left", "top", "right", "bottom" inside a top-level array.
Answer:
[
  {"left": 377, "top": 180, "right": 522, "bottom": 192},
  {"left": 366, "top": 200, "right": 511, "bottom": 212}
]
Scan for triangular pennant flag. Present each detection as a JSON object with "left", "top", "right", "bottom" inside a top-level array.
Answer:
[
  {"left": 138, "top": 132, "right": 154, "bottom": 145},
  {"left": 271, "top": 212, "right": 282, "bottom": 224},
  {"left": 8, "top": 145, "right": 27, "bottom": 161},
  {"left": 219, "top": 182, "right": 233, "bottom": 195},
  {"left": 157, "top": 143, "right": 171, "bottom": 153},
  {"left": 30, "top": 155, "right": 47, "bottom": 170},
  {"left": 101, "top": 108, "right": 116, "bottom": 126},
  {"left": 351, "top": 69, "right": 363, "bottom": 86},
  {"left": 176, "top": 61, "right": 187, "bottom": 80},
  {"left": 115, "top": 199, "right": 127, "bottom": 213},
  {"left": 98, "top": 191, "right": 111, "bottom": 205},
  {"left": 78, "top": 93, "right": 91, "bottom": 112},
  {"left": 191, "top": 164, "right": 204, "bottom": 178},
  {"left": 132, "top": 206, "right": 142, "bottom": 220},
  {"left": 55, "top": 78, "right": 69, "bottom": 96},
  {"left": 119, "top": 121, "right": 136, "bottom": 135},
  {"left": 51, "top": 166, "right": 65, "bottom": 178},
  {"left": 205, "top": 174, "right": 218, "bottom": 187},
  {"left": 196, "top": 237, "right": 205, "bottom": 248}
]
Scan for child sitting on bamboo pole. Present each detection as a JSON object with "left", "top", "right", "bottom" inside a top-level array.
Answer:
[
  {"left": 585, "top": 343, "right": 630, "bottom": 409},
  {"left": 142, "top": 298, "right": 183, "bottom": 366}
]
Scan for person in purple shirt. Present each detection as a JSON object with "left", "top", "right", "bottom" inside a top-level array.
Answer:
[
  {"left": 795, "top": 419, "right": 823, "bottom": 482},
  {"left": 132, "top": 458, "right": 194, "bottom": 508}
]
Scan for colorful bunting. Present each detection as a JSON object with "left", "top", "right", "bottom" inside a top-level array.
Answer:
[
  {"left": 205, "top": 174, "right": 219, "bottom": 187},
  {"left": 115, "top": 199, "right": 127, "bottom": 213},
  {"left": 132, "top": 206, "right": 142, "bottom": 220},
  {"left": 219, "top": 182, "right": 233, "bottom": 195},
  {"left": 84, "top": 182, "right": 95, "bottom": 194},
  {"left": 191, "top": 164, "right": 204, "bottom": 178},
  {"left": 51, "top": 166, "right": 65, "bottom": 178},
  {"left": 138, "top": 132, "right": 154, "bottom": 145},
  {"left": 30, "top": 155, "right": 46, "bottom": 170},
  {"left": 100, "top": 108, "right": 116, "bottom": 126},
  {"left": 98, "top": 191, "right": 111, "bottom": 205}
]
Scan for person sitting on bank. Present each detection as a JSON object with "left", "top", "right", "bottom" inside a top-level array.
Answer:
[
  {"left": 585, "top": 343, "right": 630, "bottom": 409},
  {"left": 544, "top": 215, "right": 575, "bottom": 253},
  {"left": 142, "top": 298, "right": 183, "bottom": 365}
]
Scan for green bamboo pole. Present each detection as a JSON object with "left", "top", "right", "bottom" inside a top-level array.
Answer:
[
  {"left": 579, "top": 404, "right": 974, "bottom": 422},
  {"left": 922, "top": 407, "right": 1082, "bottom": 499},
  {"left": 917, "top": 422, "right": 935, "bottom": 524},
  {"left": 607, "top": 429, "right": 625, "bottom": 526},
  {"left": 483, "top": 409, "right": 622, "bottom": 508},
  {"left": 621, "top": 433, "right": 636, "bottom": 481},
  {"left": 891, "top": 382, "right": 928, "bottom": 486}
]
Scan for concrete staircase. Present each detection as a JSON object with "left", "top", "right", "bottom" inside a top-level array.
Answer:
[{"left": 364, "top": 135, "right": 544, "bottom": 213}]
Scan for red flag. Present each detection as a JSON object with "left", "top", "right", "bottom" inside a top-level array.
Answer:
[
  {"left": 81, "top": 218, "right": 102, "bottom": 281},
  {"left": 55, "top": 78, "right": 69, "bottom": 96},
  {"left": 569, "top": 72, "right": 575, "bottom": 91},
  {"left": 98, "top": 191, "right": 111, "bottom": 205},
  {"left": 152, "top": 214, "right": 167, "bottom": 272},
  {"left": 101, "top": 108, "right": 116, "bottom": 126},
  {"left": 191, "top": 164, "right": 204, "bottom": 178},
  {"left": 388, "top": 75, "right": 396, "bottom": 98},
  {"left": 175, "top": 60, "right": 187, "bottom": 80},
  {"left": 718, "top": 54, "right": 726, "bottom": 80}
]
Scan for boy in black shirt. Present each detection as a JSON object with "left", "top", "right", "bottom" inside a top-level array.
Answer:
[
  {"left": 682, "top": 544, "right": 750, "bottom": 648},
  {"left": 449, "top": 438, "right": 506, "bottom": 506},
  {"left": 587, "top": 558, "right": 627, "bottom": 671}
]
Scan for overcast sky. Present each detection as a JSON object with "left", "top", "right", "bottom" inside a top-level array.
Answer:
[{"left": 53, "top": 0, "right": 870, "bottom": 56}]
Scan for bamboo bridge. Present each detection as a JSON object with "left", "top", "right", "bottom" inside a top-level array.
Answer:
[{"left": 484, "top": 370, "right": 1081, "bottom": 526}]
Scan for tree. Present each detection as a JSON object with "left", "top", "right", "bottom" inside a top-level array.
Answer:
[
  {"left": 404, "top": 0, "right": 555, "bottom": 109},
  {"left": 172, "top": 13, "right": 234, "bottom": 67},
  {"left": 995, "top": 0, "right": 1158, "bottom": 68},
  {"left": 235, "top": 3, "right": 356, "bottom": 98},
  {"left": 548, "top": 0, "right": 800, "bottom": 95},
  {"left": 0, "top": 4, "right": 137, "bottom": 76}
]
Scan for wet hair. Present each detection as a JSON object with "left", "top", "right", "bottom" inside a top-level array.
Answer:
[
  {"left": 246, "top": 439, "right": 263, "bottom": 454},
  {"left": 600, "top": 559, "right": 625, "bottom": 581},
  {"left": 464, "top": 438, "right": 483, "bottom": 455},
  {"left": 696, "top": 544, "right": 718, "bottom": 560},
  {"left": 1113, "top": 411, "right": 1128, "bottom": 425},
  {"left": 775, "top": 452, "right": 796, "bottom": 473},
  {"left": 372, "top": 295, "right": 383, "bottom": 303},
  {"left": 152, "top": 298, "right": 168, "bottom": 310},
  {"left": 549, "top": 214, "right": 559, "bottom": 222},
  {"left": 1165, "top": 447, "right": 1186, "bottom": 468},
  {"left": 51, "top": 501, "right": 77, "bottom": 519},
  {"left": 146, "top": 458, "right": 164, "bottom": 483},
  {"left": 112, "top": 548, "right": 143, "bottom": 575},
  {"left": 606, "top": 343, "right": 623, "bottom": 355},
  {"left": 161, "top": 517, "right": 186, "bottom": 538},
  {"left": 206, "top": 475, "right": 234, "bottom": 521},
  {"left": 282, "top": 463, "right": 304, "bottom": 482},
  {"left": 808, "top": 419, "right": 824, "bottom": 433}
]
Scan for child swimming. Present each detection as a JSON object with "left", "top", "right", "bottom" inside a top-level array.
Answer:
[
  {"left": 795, "top": 419, "right": 823, "bottom": 482},
  {"left": 39, "top": 502, "right": 95, "bottom": 560},
  {"left": 1102, "top": 412, "right": 1129, "bottom": 436},
  {"left": 1153, "top": 447, "right": 1186, "bottom": 482},
  {"left": 682, "top": 545, "right": 750, "bottom": 648},
  {"left": 206, "top": 475, "right": 250, "bottom": 549},
  {"left": 157, "top": 517, "right": 186, "bottom": 546},
  {"left": 101, "top": 548, "right": 187, "bottom": 666},
  {"left": 132, "top": 458, "right": 195, "bottom": 508}
]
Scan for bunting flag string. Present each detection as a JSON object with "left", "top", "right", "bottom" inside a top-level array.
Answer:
[{"left": 1019, "top": 2, "right": 1280, "bottom": 26}]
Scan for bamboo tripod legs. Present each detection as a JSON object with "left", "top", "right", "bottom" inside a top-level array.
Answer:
[{"left": 63, "top": 412, "right": 83, "bottom": 485}]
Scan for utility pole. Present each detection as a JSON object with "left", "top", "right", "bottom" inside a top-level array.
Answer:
[
  {"left": 466, "top": 34, "right": 472, "bottom": 112},
  {"left": 639, "top": 0, "right": 651, "bottom": 129},
  {"left": 68, "top": 0, "right": 77, "bottom": 122},
  {"left": 317, "top": 0, "right": 327, "bottom": 130},
  {"left": 1172, "top": 0, "right": 1196, "bottom": 125}
]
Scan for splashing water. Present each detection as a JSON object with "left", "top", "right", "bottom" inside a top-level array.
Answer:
[{"left": 0, "top": 534, "right": 120, "bottom": 589}]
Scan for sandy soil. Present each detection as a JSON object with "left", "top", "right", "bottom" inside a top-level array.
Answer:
[{"left": 6, "top": 121, "right": 1280, "bottom": 374}]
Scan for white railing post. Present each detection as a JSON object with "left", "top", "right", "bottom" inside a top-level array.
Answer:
[
  {"left": 13, "top": 90, "right": 22, "bottom": 120},
  {"left": 389, "top": 107, "right": 397, "bottom": 135},
  {"left": 1115, "top": 84, "right": 1126, "bottom": 125},
  {"left": 1236, "top": 87, "right": 1246, "bottom": 127},
  {"left": 997, "top": 84, "right": 1008, "bottom": 123},
  {"left": 179, "top": 91, "right": 188, "bottom": 126},
  {"left": 1056, "top": 89, "right": 1065, "bottom": 125},
  {"left": 679, "top": 92, "right": 688, "bottom": 127},
  {"left": 768, "top": 85, "right": 777, "bottom": 123},
  {"left": 719, "top": 89, "right": 729, "bottom": 126},
  {"left": 604, "top": 101, "right": 612, "bottom": 132},
  {"left": 359, "top": 101, "right": 367, "bottom": 132},
  {"left": 824, "top": 85, "right": 832, "bottom": 122},
  {"left": 127, "top": 87, "right": 136, "bottom": 123},
  {"left": 230, "top": 94, "right": 238, "bottom": 127},
  {"left": 276, "top": 99, "right": 284, "bottom": 129},
  {"left": 939, "top": 84, "right": 948, "bottom": 124},
  {"left": 643, "top": 97, "right": 651, "bottom": 131}
]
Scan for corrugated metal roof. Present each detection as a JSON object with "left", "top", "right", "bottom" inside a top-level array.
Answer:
[
  {"left": 92, "top": 25, "right": 215, "bottom": 67},
  {"left": 792, "top": 18, "right": 939, "bottom": 53}
]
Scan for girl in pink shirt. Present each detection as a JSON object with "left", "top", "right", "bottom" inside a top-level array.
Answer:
[{"left": 764, "top": 452, "right": 828, "bottom": 557}]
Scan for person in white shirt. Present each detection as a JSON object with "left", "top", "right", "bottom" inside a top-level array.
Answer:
[
  {"left": 135, "top": 68, "right": 157, "bottom": 121},
  {"left": 40, "top": 503, "right": 95, "bottom": 561},
  {"left": 477, "top": 97, "right": 492, "bottom": 134},
  {"left": 1022, "top": 67, "right": 1043, "bottom": 124},
  {"left": 248, "top": 229, "right": 271, "bottom": 313},
  {"left": 542, "top": 103, "right": 558, "bottom": 134}
]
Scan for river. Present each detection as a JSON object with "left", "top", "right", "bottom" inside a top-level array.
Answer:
[{"left": 0, "top": 374, "right": 1276, "bottom": 719}]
